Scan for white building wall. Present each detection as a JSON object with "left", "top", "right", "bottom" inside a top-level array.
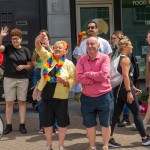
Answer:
[{"left": 47, "top": 0, "right": 72, "bottom": 60}]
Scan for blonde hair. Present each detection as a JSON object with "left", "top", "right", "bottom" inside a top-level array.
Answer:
[
  {"left": 55, "top": 40, "right": 69, "bottom": 51},
  {"left": 118, "top": 36, "right": 131, "bottom": 51}
]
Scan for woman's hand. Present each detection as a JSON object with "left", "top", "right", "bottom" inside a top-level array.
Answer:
[
  {"left": 132, "top": 86, "right": 142, "bottom": 95},
  {"left": 127, "top": 92, "right": 134, "bottom": 104},
  {"left": 57, "top": 76, "right": 69, "bottom": 86},
  {"left": 42, "top": 40, "right": 53, "bottom": 53},
  {"left": 0, "top": 26, "right": 9, "bottom": 37},
  {"left": 16, "top": 65, "right": 24, "bottom": 71},
  {"left": 135, "top": 88, "right": 142, "bottom": 95},
  {"left": 42, "top": 39, "right": 50, "bottom": 48},
  {"left": 57, "top": 76, "right": 66, "bottom": 84},
  {"left": 35, "top": 35, "right": 42, "bottom": 45},
  {"left": 32, "top": 86, "right": 41, "bottom": 101},
  {"left": 35, "top": 34, "right": 44, "bottom": 51}
]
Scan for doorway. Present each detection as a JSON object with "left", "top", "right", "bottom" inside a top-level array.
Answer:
[{"left": 76, "top": 4, "right": 114, "bottom": 41}]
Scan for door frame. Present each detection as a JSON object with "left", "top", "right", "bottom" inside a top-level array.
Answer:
[{"left": 76, "top": 3, "right": 114, "bottom": 39}]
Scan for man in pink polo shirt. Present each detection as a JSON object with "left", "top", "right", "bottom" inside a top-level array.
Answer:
[{"left": 76, "top": 37, "right": 114, "bottom": 150}]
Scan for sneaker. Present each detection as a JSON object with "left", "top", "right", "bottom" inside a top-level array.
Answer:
[
  {"left": 87, "top": 146, "right": 97, "bottom": 150},
  {"left": 38, "top": 128, "right": 45, "bottom": 134},
  {"left": 102, "top": 146, "right": 108, "bottom": 150},
  {"left": 118, "top": 119, "right": 130, "bottom": 127},
  {"left": 53, "top": 129, "right": 59, "bottom": 134},
  {"left": 45, "top": 145, "right": 53, "bottom": 150},
  {"left": 108, "top": 138, "right": 121, "bottom": 148},
  {"left": 142, "top": 135, "right": 150, "bottom": 146},
  {"left": 59, "top": 146, "right": 65, "bottom": 150}
]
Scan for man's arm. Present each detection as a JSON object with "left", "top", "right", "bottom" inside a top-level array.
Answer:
[
  {"left": 76, "top": 58, "right": 94, "bottom": 84},
  {"left": 84, "top": 55, "right": 110, "bottom": 81}
]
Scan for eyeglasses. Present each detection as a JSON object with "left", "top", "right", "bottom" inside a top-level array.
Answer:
[
  {"left": 11, "top": 37, "right": 20, "bottom": 41},
  {"left": 87, "top": 26, "right": 95, "bottom": 30}
]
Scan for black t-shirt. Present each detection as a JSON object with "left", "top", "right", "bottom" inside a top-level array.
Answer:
[
  {"left": 4, "top": 44, "right": 31, "bottom": 79},
  {"left": 41, "top": 67, "right": 57, "bottom": 100}
]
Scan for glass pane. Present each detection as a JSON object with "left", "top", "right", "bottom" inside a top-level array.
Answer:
[
  {"left": 80, "top": 7, "right": 110, "bottom": 40},
  {"left": 122, "top": 0, "right": 150, "bottom": 80}
]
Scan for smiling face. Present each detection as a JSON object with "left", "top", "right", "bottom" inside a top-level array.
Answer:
[
  {"left": 11, "top": 36, "right": 22, "bottom": 48},
  {"left": 53, "top": 42, "right": 67, "bottom": 59},
  {"left": 86, "top": 37, "right": 100, "bottom": 59},
  {"left": 111, "top": 34, "right": 120, "bottom": 47}
]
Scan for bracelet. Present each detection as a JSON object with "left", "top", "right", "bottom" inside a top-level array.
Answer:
[{"left": 126, "top": 90, "right": 131, "bottom": 93}]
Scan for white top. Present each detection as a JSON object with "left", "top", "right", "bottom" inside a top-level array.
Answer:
[
  {"left": 73, "top": 46, "right": 79, "bottom": 58},
  {"left": 78, "top": 37, "right": 112, "bottom": 56}
]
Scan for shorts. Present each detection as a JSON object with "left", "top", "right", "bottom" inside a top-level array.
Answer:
[
  {"left": 42, "top": 98, "right": 70, "bottom": 128},
  {"left": 80, "top": 91, "right": 114, "bottom": 128},
  {"left": 3, "top": 77, "right": 29, "bottom": 102}
]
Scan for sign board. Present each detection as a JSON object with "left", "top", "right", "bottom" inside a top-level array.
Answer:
[
  {"left": 142, "top": 46, "right": 150, "bottom": 54},
  {"left": 122, "top": 0, "right": 150, "bottom": 7}
]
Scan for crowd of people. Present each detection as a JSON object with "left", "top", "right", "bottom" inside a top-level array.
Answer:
[{"left": 0, "top": 21, "right": 150, "bottom": 150}]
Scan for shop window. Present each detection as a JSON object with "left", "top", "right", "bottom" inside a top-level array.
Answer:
[{"left": 134, "top": 6, "right": 150, "bottom": 23}]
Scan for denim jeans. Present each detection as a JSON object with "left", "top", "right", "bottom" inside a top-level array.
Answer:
[
  {"left": 123, "top": 104, "right": 130, "bottom": 115},
  {"left": 33, "top": 68, "right": 41, "bottom": 86}
]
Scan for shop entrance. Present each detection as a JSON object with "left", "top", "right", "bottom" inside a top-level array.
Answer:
[{"left": 76, "top": 3, "right": 114, "bottom": 41}]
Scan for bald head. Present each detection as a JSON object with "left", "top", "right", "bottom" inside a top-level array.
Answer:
[
  {"left": 86, "top": 37, "right": 100, "bottom": 59},
  {"left": 87, "top": 37, "right": 99, "bottom": 44}
]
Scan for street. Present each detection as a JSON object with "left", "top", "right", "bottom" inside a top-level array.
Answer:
[{"left": 0, "top": 100, "right": 150, "bottom": 150}]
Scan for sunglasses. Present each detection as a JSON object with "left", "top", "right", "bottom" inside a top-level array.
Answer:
[{"left": 87, "top": 26, "right": 95, "bottom": 30}]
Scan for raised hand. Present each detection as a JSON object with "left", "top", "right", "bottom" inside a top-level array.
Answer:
[
  {"left": 16, "top": 65, "right": 24, "bottom": 71},
  {"left": 0, "top": 26, "right": 9, "bottom": 37},
  {"left": 35, "top": 34, "right": 44, "bottom": 51},
  {"left": 42, "top": 39, "right": 50, "bottom": 48}
]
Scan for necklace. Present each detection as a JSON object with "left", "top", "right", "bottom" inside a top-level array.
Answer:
[{"left": 43, "top": 53, "right": 66, "bottom": 83}]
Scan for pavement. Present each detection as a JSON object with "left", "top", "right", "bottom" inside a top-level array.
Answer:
[{"left": 0, "top": 100, "right": 150, "bottom": 150}]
